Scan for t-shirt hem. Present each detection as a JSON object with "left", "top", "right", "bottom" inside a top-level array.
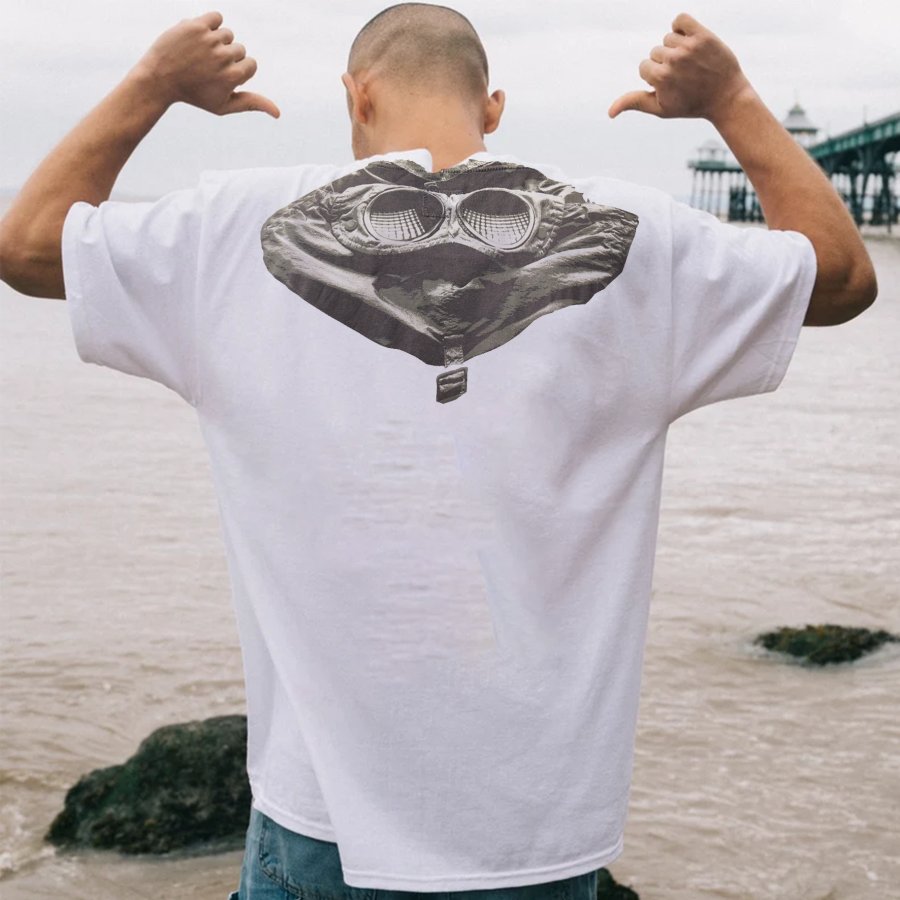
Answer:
[
  {"left": 341, "top": 833, "right": 625, "bottom": 892},
  {"left": 249, "top": 782, "right": 626, "bottom": 893},
  {"left": 60, "top": 200, "right": 100, "bottom": 365},
  {"left": 250, "top": 783, "right": 337, "bottom": 842},
  {"left": 758, "top": 230, "right": 818, "bottom": 394}
]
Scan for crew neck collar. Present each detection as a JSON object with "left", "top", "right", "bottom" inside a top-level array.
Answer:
[{"left": 357, "top": 147, "right": 523, "bottom": 174}]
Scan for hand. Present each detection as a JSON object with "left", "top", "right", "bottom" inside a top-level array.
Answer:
[
  {"left": 608, "top": 12, "right": 752, "bottom": 124},
  {"left": 130, "top": 10, "right": 280, "bottom": 118}
]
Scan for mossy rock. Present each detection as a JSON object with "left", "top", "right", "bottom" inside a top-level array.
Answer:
[
  {"left": 597, "top": 867, "right": 640, "bottom": 898},
  {"left": 754, "top": 624, "right": 899, "bottom": 665},
  {"left": 46, "top": 712, "right": 644, "bottom": 895},
  {"left": 46, "top": 714, "right": 250, "bottom": 854}
]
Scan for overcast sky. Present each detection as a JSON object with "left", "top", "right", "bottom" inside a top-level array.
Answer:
[{"left": 2, "top": 0, "right": 898, "bottom": 202}]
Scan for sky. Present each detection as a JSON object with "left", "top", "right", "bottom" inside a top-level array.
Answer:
[{"left": 2, "top": 0, "right": 898, "bottom": 203}]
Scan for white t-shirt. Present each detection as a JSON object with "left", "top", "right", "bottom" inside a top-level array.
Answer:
[{"left": 60, "top": 147, "right": 817, "bottom": 892}]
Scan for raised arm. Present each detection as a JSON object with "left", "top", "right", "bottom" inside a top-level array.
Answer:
[
  {"left": 0, "top": 10, "right": 279, "bottom": 300},
  {"left": 608, "top": 11, "right": 878, "bottom": 327}
]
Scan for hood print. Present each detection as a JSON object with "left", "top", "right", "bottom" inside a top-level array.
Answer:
[{"left": 260, "top": 158, "right": 639, "bottom": 403}]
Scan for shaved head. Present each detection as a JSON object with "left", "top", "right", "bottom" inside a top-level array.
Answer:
[{"left": 347, "top": 3, "right": 490, "bottom": 106}]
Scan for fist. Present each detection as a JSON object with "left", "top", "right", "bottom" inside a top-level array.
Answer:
[
  {"left": 608, "top": 12, "right": 751, "bottom": 123},
  {"left": 132, "top": 11, "right": 280, "bottom": 118}
]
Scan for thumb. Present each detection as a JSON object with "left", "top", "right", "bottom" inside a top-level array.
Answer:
[
  {"left": 222, "top": 91, "right": 281, "bottom": 118},
  {"left": 608, "top": 90, "right": 662, "bottom": 118}
]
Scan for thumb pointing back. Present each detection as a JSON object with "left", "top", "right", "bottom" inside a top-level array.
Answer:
[
  {"left": 222, "top": 91, "right": 281, "bottom": 118},
  {"left": 608, "top": 90, "right": 662, "bottom": 118}
]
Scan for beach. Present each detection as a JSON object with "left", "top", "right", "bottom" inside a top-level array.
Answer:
[{"left": 1, "top": 230, "right": 898, "bottom": 900}]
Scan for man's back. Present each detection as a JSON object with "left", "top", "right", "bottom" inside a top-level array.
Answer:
[
  {"left": 0, "top": 5, "right": 877, "bottom": 894},
  {"left": 57, "top": 145, "right": 817, "bottom": 891}
]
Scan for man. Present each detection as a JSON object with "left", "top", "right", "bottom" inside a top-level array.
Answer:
[{"left": 0, "top": 4, "right": 877, "bottom": 899}]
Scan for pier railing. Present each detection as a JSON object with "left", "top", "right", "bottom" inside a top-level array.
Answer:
[{"left": 687, "top": 111, "right": 899, "bottom": 232}]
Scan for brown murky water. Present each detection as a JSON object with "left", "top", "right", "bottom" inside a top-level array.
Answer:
[{"left": 2, "top": 225, "right": 898, "bottom": 899}]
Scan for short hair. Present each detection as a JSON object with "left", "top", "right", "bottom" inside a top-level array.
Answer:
[{"left": 347, "top": 3, "right": 489, "bottom": 106}]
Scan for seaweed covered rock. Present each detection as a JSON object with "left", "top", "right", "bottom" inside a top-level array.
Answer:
[
  {"left": 45, "top": 711, "right": 645, "bottom": 896},
  {"left": 597, "top": 867, "right": 640, "bottom": 898},
  {"left": 46, "top": 714, "right": 250, "bottom": 853},
  {"left": 755, "top": 624, "right": 899, "bottom": 665}
]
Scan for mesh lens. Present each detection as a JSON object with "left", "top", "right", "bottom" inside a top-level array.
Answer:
[
  {"left": 458, "top": 189, "right": 533, "bottom": 248},
  {"left": 367, "top": 189, "right": 444, "bottom": 241}
]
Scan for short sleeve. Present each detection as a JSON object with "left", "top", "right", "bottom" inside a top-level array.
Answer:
[
  {"left": 61, "top": 181, "right": 207, "bottom": 407},
  {"left": 666, "top": 198, "right": 818, "bottom": 422}
]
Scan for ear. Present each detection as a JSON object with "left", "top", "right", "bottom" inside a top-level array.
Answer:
[
  {"left": 484, "top": 88, "right": 505, "bottom": 135},
  {"left": 340, "top": 72, "right": 354, "bottom": 116},
  {"left": 341, "top": 72, "right": 370, "bottom": 125}
]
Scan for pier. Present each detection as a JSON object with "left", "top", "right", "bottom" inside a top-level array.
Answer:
[{"left": 688, "top": 104, "right": 900, "bottom": 231}]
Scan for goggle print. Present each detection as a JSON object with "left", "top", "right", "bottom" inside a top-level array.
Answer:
[
  {"left": 331, "top": 183, "right": 562, "bottom": 257},
  {"left": 364, "top": 186, "right": 537, "bottom": 248},
  {"left": 261, "top": 161, "right": 640, "bottom": 405}
]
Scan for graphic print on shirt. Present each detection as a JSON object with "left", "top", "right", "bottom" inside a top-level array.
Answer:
[{"left": 260, "top": 158, "right": 639, "bottom": 403}]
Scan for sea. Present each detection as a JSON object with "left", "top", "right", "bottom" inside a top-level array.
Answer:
[{"left": 1, "top": 211, "right": 898, "bottom": 898}]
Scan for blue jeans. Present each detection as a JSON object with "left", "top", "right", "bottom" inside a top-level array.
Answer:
[{"left": 228, "top": 805, "right": 600, "bottom": 899}]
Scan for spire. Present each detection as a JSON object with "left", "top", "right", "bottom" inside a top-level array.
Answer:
[
  {"left": 782, "top": 101, "right": 818, "bottom": 134},
  {"left": 782, "top": 101, "right": 819, "bottom": 147}
]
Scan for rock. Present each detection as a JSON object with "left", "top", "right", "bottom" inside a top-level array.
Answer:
[
  {"left": 46, "top": 714, "right": 250, "bottom": 854},
  {"left": 754, "top": 623, "right": 899, "bottom": 665},
  {"left": 597, "top": 866, "right": 640, "bottom": 898},
  {"left": 45, "top": 712, "right": 644, "bottom": 899}
]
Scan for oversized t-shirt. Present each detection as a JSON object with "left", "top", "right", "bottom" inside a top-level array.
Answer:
[{"left": 60, "top": 147, "right": 817, "bottom": 892}]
